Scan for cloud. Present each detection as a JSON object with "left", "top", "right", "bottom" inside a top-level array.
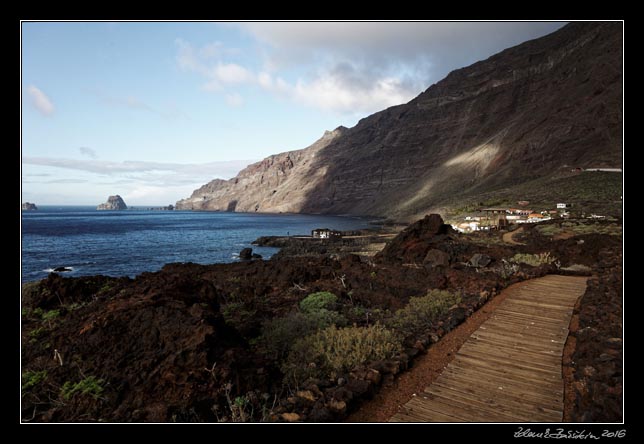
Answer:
[
  {"left": 79, "top": 146, "right": 98, "bottom": 159},
  {"left": 26, "top": 85, "right": 55, "bottom": 116},
  {"left": 176, "top": 22, "right": 565, "bottom": 115},
  {"left": 199, "top": 41, "right": 225, "bottom": 58},
  {"left": 176, "top": 39, "right": 256, "bottom": 92},
  {"left": 243, "top": 22, "right": 567, "bottom": 114},
  {"left": 46, "top": 178, "right": 89, "bottom": 184},
  {"left": 22, "top": 156, "right": 254, "bottom": 184},
  {"left": 225, "top": 92, "right": 244, "bottom": 107},
  {"left": 273, "top": 70, "right": 418, "bottom": 114},
  {"left": 238, "top": 22, "right": 566, "bottom": 73}
]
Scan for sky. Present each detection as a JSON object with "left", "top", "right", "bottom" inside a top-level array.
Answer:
[{"left": 21, "top": 21, "right": 566, "bottom": 205}]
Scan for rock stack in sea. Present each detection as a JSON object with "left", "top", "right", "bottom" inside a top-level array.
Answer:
[
  {"left": 22, "top": 202, "right": 38, "bottom": 211},
  {"left": 97, "top": 195, "right": 128, "bottom": 211}
]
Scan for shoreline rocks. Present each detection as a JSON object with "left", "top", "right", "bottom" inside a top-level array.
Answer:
[{"left": 239, "top": 247, "right": 262, "bottom": 260}]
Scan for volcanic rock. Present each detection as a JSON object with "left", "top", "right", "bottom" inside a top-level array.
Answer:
[{"left": 97, "top": 195, "right": 127, "bottom": 211}]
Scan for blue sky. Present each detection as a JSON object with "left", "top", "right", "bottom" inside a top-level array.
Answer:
[{"left": 22, "top": 21, "right": 565, "bottom": 205}]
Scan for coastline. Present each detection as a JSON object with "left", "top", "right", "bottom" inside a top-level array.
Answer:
[
  {"left": 21, "top": 210, "right": 376, "bottom": 283},
  {"left": 21, "top": 216, "right": 622, "bottom": 423}
]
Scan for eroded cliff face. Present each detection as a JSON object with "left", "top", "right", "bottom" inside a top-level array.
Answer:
[
  {"left": 176, "top": 128, "right": 346, "bottom": 212},
  {"left": 178, "top": 22, "right": 622, "bottom": 219}
]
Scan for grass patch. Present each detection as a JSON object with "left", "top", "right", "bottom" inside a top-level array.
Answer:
[
  {"left": 510, "top": 252, "right": 557, "bottom": 266},
  {"left": 28, "top": 326, "right": 47, "bottom": 341},
  {"left": 22, "top": 370, "right": 47, "bottom": 393},
  {"left": 41, "top": 309, "right": 60, "bottom": 322},
  {"left": 60, "top": 376, "right": 105, "bottom": 400}
]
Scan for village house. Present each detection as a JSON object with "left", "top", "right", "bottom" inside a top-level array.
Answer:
[
  {"left": 480, "top": 208, "right": 509, "bottom": 230},
  {"left": 312, "top": 228, "right": 342, "bottom": 239},
  {"left": 508, "top": 208, "right": 532, "bottom": 216},
  {"left": 528, "top": 213, "right": 545, "bottom": 222},
  {"left": 557, "top": 203, "right": 571, "bottom": 209}
]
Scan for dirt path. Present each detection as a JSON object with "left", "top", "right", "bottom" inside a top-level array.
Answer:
[
  {"left": 502, "top": 226, "right": 525, "bottom": 245},
  {"left": 388, "top": 275, "right": 587, "bottom": 422}
]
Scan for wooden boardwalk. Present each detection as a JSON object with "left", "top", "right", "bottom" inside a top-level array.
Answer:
[{"left": 390, "top": 275, "right": 588, "bottom": 423}]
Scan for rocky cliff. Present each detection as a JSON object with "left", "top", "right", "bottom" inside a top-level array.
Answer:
[
  {"left": 176, "top": 128, "right": 346, "bottom": 212},
  {"left": 177, "top": 22, "right": 622, "bottom": 220},
  {"left": 97, "top": 195, "right": 127, "bottom": 211},
  {"left": 22, "top": 202, "right": 38, "bottom": 211}
]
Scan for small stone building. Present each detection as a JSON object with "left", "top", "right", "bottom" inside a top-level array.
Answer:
[{"left": 312, "top": 228, "right": 342, "bottom": 239}]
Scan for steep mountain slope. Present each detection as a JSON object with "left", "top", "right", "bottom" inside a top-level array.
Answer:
[
  {"left": 177, "top": 128, "right": 346, "bottom": 213},
  {"left": 177, "top": 22, "right": 622, "bottom": 219}
]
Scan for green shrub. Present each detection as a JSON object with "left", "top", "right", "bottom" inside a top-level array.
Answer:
[
  {"left": 510, "top": 252, "right": 556, "bottom": 266},
  {"left": 536, "top": 225, "right": 563, "bottom": 237},
  {"left": 258, "top": 311, "right": 345, "bottom": 361},
  {"left": 68, "top": 302, "right": 87, "bottom": 311},
  {"left": 299, "top": 291, "right": 337, "bottom": 313},
  {"left": 60, "top": 376, "right": 104, "bottom": 400},
  {"left": 42, "top": 309, "right": 60, "bottom": 322},
  {"left": 28, "top": 326, "right": 47, "bottom": 340},
  {"left": 283, "top": 324, "right": 402, "bottom": 384},
  {"left": 222, "top": 302, "right": 257, "bottom": 330},
  {"left": 389, "top": 289, "right": 461, "bottom": 338},
  {"left": 22, "top": 370, "right": 47, "bottom": 393},
  {"left": 32, "top": 307, "right": 44, "bottom": 318}
]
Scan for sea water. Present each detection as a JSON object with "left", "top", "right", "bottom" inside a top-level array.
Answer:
[{"left": 21, "top": 206, "right": 370, "bottom": 282}]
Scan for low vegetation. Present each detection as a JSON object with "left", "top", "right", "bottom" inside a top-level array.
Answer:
[
  {"left": 221, "top": 301, "right": 257, "bottom": 331},
  {"left": 445, "top": 171, "right": 622, "bottom": 219},
  {"left": 258, "top": 291, "right": 347, "bottom": 361},
  {"left": 60, "top": 376, "right": 105, "bottom": 400},
  {"left": 388, "top": 289, "right": 461, "bottom": 338},
  {"left": 510, "top": 252, "right": 556, "bottom": 266},
  {"left": 282, "top": 324, "right": 402, "bottom": 385},
  {"left": 299, "top": 291, "right": 337, "bottom": 313},
  {"left": 537, "top": 220, "right": 622, "bottom": 237},
  {"left": 22, "top": 370, "right": 47, "bottom": 393}
]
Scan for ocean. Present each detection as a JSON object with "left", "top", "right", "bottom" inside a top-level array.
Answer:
[{"left": 21, "top": 206, "right": 371, "bottom": 283}]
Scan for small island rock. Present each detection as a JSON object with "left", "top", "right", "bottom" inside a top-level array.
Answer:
[
  {"left": 97, "top": 195, "right": 128, "bottom": 211},
  {"left": 22, "top": 202, "right": 38, "bottom": 211}
]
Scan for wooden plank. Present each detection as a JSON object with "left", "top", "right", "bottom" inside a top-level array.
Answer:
[
  {"left": 412, "top": 391, "right": 523, "bottom": 423},
  {"left": 391, "top": 399, "right": 467, "bottom": 422},
  {"left": 448, "top": 360, "right": 561, "bottom": 390},
  {"left": 437, "top": 363, "right": 563, "bottom": 397},
  {"left": 389, "top": 275, "right": 586, "bottom": 423},
  {"left": 426, "top": 382, "right": 561, "bottom": 422},
  {"left": 462, "top": 344, "right": 561, "bottom": 362},
  {"left": 429, "top": 380, "right": 562, "bottom": 420},
  {"left": 437, "top": 368, "right": 563, "bottom": 406},
  {"left": 485, "top": 319, "right": 569, "bottom": 335},
  {"left": 471, "top": 331, "right": 566, "bottom": 350},
  {"left": 457, "top": 348, "right": 563, "bottom": 375},
  {"left": 469, "top": 330, "right": 567, "bottom": 349}
]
